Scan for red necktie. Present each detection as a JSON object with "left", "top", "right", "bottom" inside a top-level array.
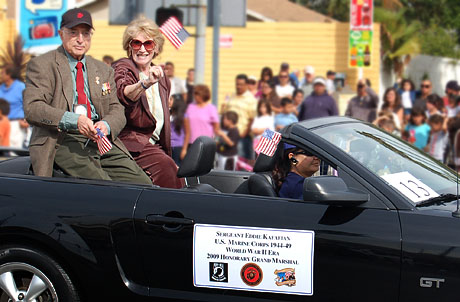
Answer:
[{"left": 76, "top": 62, "right": 91, "bottom": 119}]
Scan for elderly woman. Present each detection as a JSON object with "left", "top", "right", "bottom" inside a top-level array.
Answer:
[{"left": 112, "top": 16, "right": 183, "bottom": 188}]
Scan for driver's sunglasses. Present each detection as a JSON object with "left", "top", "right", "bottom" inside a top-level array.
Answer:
[
  {"left": 130, "top": 39, "right": 155, "bottom": 51},
  {"left": 295, "top": 150, "right": 314, "bottom": 157}
]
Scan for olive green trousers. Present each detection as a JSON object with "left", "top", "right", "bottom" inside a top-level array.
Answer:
[{"left": 54, "top": 133, "right": 151, "bottom": 185}]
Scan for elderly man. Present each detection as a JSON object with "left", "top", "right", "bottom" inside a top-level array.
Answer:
[{"left": 23, "top": 8, "right": 151, "bottom": 184}]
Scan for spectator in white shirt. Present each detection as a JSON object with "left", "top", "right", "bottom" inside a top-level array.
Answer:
[
  {"left": 275, "top": 70, "right": 295, "bottom": 99},
  {"left": 251, "top": 99, "right": 275, "bottom": 153},
  {"left": 326, "top": 70, "right": 336, "bottom": 94},
  {"left": 165, "top": 61, "right": 187, "bottom": 101}
]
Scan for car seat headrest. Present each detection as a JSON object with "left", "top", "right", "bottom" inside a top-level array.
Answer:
[
  {"left": 253, "top": 143, "right": 282, "bottom": 172},
  {"left": 177, "top": 136, "right": 216, "bottom": 178}
]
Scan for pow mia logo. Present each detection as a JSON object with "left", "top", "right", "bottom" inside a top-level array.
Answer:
[{"left": 209, "top": 262, "right": 228, "bottom": 282}]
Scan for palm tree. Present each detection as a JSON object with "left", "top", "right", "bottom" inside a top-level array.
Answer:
[
  {"left": 326, "top": 0, "right": 349, "bottom": 21},
  {"left": 374, "top": 7, "right": 421, "bottom": 77},
  {"left": 0, "top": 35, "right": 30, "bottom": 82},
  {"left": 381, "top": 0, "right": 403, "bottom": 10}
]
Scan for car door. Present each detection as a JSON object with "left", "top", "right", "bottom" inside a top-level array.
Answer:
[
  {"left": 398, "top": 207, "right": 460, "bottom": 302},
  {"left": 134, "top": 175, "right": 401, "bottom": 302}
]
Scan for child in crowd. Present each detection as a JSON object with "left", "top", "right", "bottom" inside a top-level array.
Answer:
[
  {"left": 274, "top": 98, "right": 298, "bottom": 131},
  {"left": 170, "top": 97, "right": 187, "bottom": 165},
  {"left": 0, "top": 99, "right": 9, "bottom": 146},
  {"left": 426, "top": 114, "right": 448, "bottom": 162},
  {"left": 425, "top": 94, "right": 443, "bottom": 118},
  {"left": 251, "top": 99, "right": 275, "bottom": 151},
  {"left": 292, "top": 89, "right": 304, "bottom": 115},
  {"left": 405, "top": 108, "right": 431, "bottom": 150},
  {"left": 216, "top": 111, "right": 240, "bottom": 170},
  {"left": 374, "top": 112, "right": 399, "bottom": 137},
  {"left": 398, "top": 79, "right": 416, "bottom": 122}
]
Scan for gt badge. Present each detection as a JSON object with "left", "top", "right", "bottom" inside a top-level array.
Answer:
[
  {"left": 240, "top": 263, "right": 263, "bottom": 286},
  {"left": 420, "top": 277, "right": 445, "bottom": 288},
  {"left": 209, "top": 262, "right": 228, "bottom": 282},
  {"left": 274, "top": 268, "right": 296, "bottom": 287}
]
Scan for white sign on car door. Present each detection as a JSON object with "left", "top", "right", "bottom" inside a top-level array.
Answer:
[{"left": 193, "top": 224, "right": 314, "bottom": 295}]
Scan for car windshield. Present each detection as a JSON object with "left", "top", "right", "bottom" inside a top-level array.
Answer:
[{"left": 312, "top": 123, "right": 458, "bottom": 205}]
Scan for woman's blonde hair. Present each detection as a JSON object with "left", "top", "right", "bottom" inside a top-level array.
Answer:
[{"left": 122, "top": 16, "right": 165, "bottom": 58}]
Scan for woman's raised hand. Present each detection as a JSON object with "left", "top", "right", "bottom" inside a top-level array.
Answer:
[{"left": 147, "top": 65, "right": 164, "bottom": 86}]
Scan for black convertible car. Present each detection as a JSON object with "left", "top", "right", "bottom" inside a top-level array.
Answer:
[{"left": 0, "top": 116, "right": 458, "bottom": 302}]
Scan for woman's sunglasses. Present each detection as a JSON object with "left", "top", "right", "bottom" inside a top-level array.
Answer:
[
  {"left": 130, "top": 39, "right": 155, "bottom": 51},
  {"left": 295, "top": 150, "right": 314, "bottom": 157}
]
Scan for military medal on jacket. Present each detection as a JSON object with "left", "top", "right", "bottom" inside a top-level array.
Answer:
[{"left": 102, "top": 82, "right": 111, "bottom": 96}]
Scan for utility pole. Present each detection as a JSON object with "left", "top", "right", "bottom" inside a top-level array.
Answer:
[
  {"left": 194, "top": 0, "right": 206, "bottom": 84},
  {"left": 211, "top": 0, "right": 221, "bottom": 106}
]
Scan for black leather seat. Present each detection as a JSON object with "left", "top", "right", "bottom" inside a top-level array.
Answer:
[
  {"left": 177, "top": 136, "right": 220, "bottom": 192},
  {"left": 247, "top": 173, "right": 277, "bottom": 197},
  {"left": 253, "top": 151, "right": 279, "bottom": 173},
  {"left": 234, "top": 143, "right": 282, "bottom": 196},
  {"left": 0, "top": 156, "right": 32, "bottom": 175}
]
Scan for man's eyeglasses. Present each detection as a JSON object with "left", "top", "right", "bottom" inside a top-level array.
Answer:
[
  {"left": 279, "top": 75, "right": 289, "bottom": 78},
  {"left": 64, "top": 29, "right": 92, "bottom": 39},
  {"left": 421, "top": 84, "right": 431, "bottom": 88},
  {"left": 130, "top": 39, "right": 155, "bottom": 51}
]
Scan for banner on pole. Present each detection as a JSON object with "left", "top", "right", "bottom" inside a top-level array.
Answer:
[
  {"left": 349, "top": 0, "right": 373, "bottom": 68},
  {"left": 348, "top": 30, "right": 372, "bottom": 68},
  {"left": 350, "top": 0, "right": 373, "bottom": 31}
]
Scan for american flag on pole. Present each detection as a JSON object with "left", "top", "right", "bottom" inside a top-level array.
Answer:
[
  {"left": 96, "top": 128, "right": 112, "bottom": 155},
  {"left": 159, "top": 16, "right": 190, "bottom": 49},
  {"left": 255, "top": 129, "right": 282, "bottom": 157}
]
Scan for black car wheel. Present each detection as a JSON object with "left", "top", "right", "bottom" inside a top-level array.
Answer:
[{"left": 0, "top": 247, "right": 79, "bottom": 302}]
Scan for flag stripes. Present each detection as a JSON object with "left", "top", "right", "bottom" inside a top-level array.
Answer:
[
  {"left": 96, "top": 128, "right": 112, "bottom": 155},
  {"left": 255, "top": 129, "right": 282, "bottom": 157},
  {"left": 160, "top": 16, "right": 190, "bottom": 49}
]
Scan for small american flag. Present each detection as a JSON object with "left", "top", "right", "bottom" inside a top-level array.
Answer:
[
  {"left": 159, "top": 16, "right": 190, "bottom": 49},
  {"left": 96, "top": 128, "right": 112, "bottom": 155},
  {"left": 255, "top": 129, "right": 282, "bottom": 157}
]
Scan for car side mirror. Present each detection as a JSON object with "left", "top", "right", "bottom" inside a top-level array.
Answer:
[{"left": 303, "top": 176, "right": 369, "bottom": 206}]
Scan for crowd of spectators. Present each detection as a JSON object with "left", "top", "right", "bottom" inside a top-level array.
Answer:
[{"left": 204, "top": 63, "right": 460, "bottom": 171}]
